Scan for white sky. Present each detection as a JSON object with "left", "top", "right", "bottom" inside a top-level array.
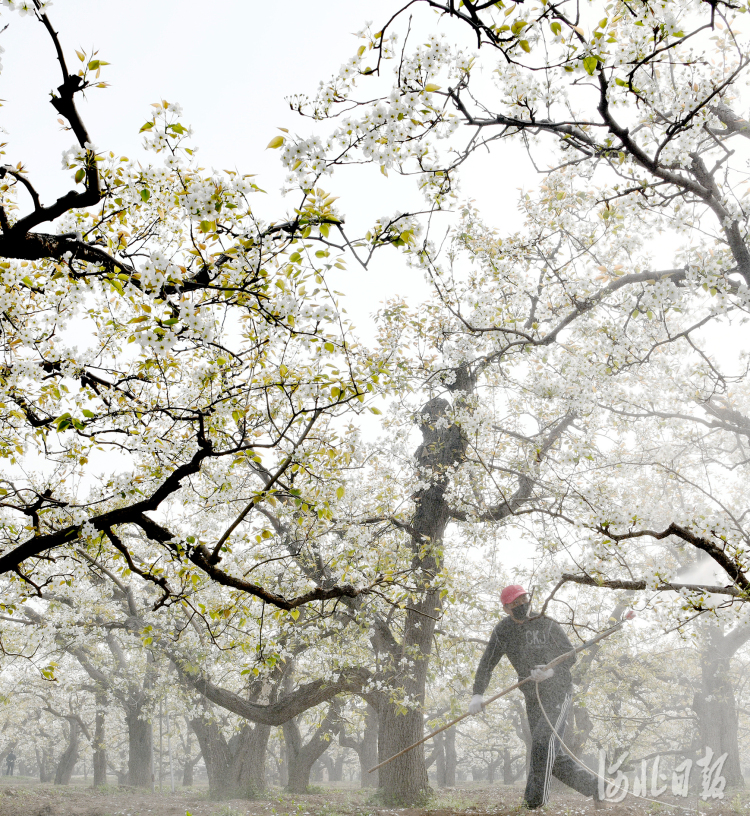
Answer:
[
  {"left": 0, "top": 0, "right": 534, "bottom": 342},
  {"left": 8, "top": 1, "right": 734, "bottom": 584}
]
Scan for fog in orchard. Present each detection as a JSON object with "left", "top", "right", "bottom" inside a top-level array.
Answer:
[{"left": 0, "top": 0, "right": 748, "bottom": 812}]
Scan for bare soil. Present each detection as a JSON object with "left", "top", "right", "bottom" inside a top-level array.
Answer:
[{"left": 0, "top": 777, "right": 742, "bottom": 816}]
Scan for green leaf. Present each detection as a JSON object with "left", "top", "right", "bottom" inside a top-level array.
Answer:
[
  {"left": 336, "top": 486, "right": 345, "bottom": 500},
  {"left": 519, "top": 40, "right": 531, "bottom": 53},
  {"left": 139, "top": 121, "right": 155, "bottom": 132},
  {"left": 324, "top": 342, "right": 335, "bottom": 352},
  {"left": 75, "top": 168, "right": 85, "bottom": 184},
  {"left": 267, "top": 135, "right": 285, "bottom": 149},
  {"left": 56, "top": 413, "right": 73, "bottom": 432},
  {"left": 424, "top": 83, "right": 441, "bottom": 93},
  {"left": 583, "top": 56, "right": 598, "bottom": 75},
  {"left": 140, "top": 189, "right": 150, "bottom": 202},
  {"left": 550, "top": 21, "right": 561, "bottom": 35}
]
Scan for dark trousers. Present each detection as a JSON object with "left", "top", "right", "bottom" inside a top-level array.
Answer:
[{"left": 523, "top": 686, "right": 599, "bottom": 809}]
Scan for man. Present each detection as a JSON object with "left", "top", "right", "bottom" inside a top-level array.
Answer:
[
  {"left": 469, "top": 584, "right": 605, "bottom": 811},
  {"left": 5, "top": 749, "right": 15, "bottom": 777}
]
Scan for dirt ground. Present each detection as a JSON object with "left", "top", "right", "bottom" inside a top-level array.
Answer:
[{"left": 0, "top": 777, "right": 743, "bottom": 816}]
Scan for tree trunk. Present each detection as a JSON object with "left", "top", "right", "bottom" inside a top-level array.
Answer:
[
  {"left": 444, "top": 726, "right": 456, "bottom": 787},
  {"left": 93, "top": 697, "right": 107, "bottom": 788},
  {"left": 361, "top": 705, "right": 379, "bottom": 788},
  {"left": 378, "top": 700, "right": 432, "bottom": 804},
  {"left": 283, "top": 702, "right": 340, "bottom": 794},
  {"left": 181, "top": 718, "right": 201, "bottom": 786},
  {"left": 339, "top": 703, "right": 379, "bottom": 788},
  {"left": 692, "top": 628, "right": 744, "bottom": 787},
  {"left": 503, "top": 748, "right": 513, "bottom": 785},
  {"left": 182, "top": 751, "right": 202, "bottom": 787},
  {"left": 569, "top": 704, "right": 593, "bottom": 757},
  {"left": 54, "top": 721, "right": 80, "bottom": 785},
  {"left": 377, "top": 389, "right": 470, "bottom": 805},
  {"left": 125, "top": 703, "right": 153, "bottom": 788},
  {"left": 433, "top": 731, "right": 446, "bottom": 787},
  {"left": 190, "top": 716, "right": 270, "bottom": 799},
  {"left": 278, "top": 737, "right": 288, "bottom": 787},
  {"left": 331, "top": 752, "right": 344, "bottom": 782},
  {"left": 182, "top": 758, "right": 193, "bottom": 787},
  {"left": 283, "top": 719, "right": 308, "bottom": 794},
  {"left": 36, "top": 746, "right": 53, "bottom": 784}
]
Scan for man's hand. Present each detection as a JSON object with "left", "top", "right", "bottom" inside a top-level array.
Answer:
[
  {"left": 530, "top": 664, "right": 554, "bottom": 682},
  {"left": 468, "top": 694, "right": 484, "bottom": 715}
]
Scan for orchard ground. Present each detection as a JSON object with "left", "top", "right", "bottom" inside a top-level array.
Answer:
[{"left": 0, "top": 777, "right": 743, "bottom": 816}]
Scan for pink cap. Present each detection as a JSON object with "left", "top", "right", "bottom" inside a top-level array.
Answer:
[{"left": 501, "top": 584, "right": 528, "bottom": 606}]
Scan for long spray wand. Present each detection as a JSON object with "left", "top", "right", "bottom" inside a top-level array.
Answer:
[{"left": 369, "top": 610, "right": 636, "bottom": 773}]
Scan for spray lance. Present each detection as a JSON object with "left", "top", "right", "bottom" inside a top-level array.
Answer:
[{"left": 369, "top": 609, "right": 637, "bottom": 773}]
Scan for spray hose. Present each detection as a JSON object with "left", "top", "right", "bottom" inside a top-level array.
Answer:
[
  {"left": 533, "top": 678, "right": 697, "bottom": 812},
  {"left": 370, "top": 612, "right": 637, "bottom": 774}
]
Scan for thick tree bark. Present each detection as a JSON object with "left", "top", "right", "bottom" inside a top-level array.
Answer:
[
  {"left": 443, "top": 726, "right": 456, "bottom": 787},
  {"left": 377, "top": 385, "right": 471, "bottom": 805},
  {"left": 93, "top": 701, "right": 107, "bottom": 788},
  {"left": 321, "top": 752, "right": 344, "bottom": 782},
  {"left": 503, "top": 748, "right": 513, "bottom": 785},
  {"left": 54, "top": 721, "right": 80, "bottom": 785},
  {"left": 60, "top": 626, "right": 157, "bottom": 790},
  {"left": 182, "top": 757, "right": 193, "bottom": 787},
  {"left": 487, "top": 754, "right": 502, "bottom": 784},
  {"left": 190, "top": 716, "right": 270, "bottom": 799},
  {"left": 360, "top": 705, "right": 379, "bottom": 788},
  {"left": 125, "top": 703, "right": 153, "bottom": 788},
  {"left": 283, "top": 702, "right": 340, "bottom": 794},
  {"left": 277, "top": 740, "right": 289, "bottom": 787},
  {"left": 177, "top": 661, "right": 367, "bottom": 726},
  {"left": 433, "top": 732, "right": 446, "bottom": 787},
  {"left": 181, "top": 751, "right": 202, "bottom": 787},
  {"left": 181, "top": 721, "right": 201, "bottom": 787},
  {"left": 691, "top": 625, "right": 745, "bottom": 787},
  {"left": 35, "top": 745, "right": 53, "bottom": 784}
]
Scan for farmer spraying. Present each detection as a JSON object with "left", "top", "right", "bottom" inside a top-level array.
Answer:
[{"left": 469, "top": 584, "right": 606, "bottom": 811}]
